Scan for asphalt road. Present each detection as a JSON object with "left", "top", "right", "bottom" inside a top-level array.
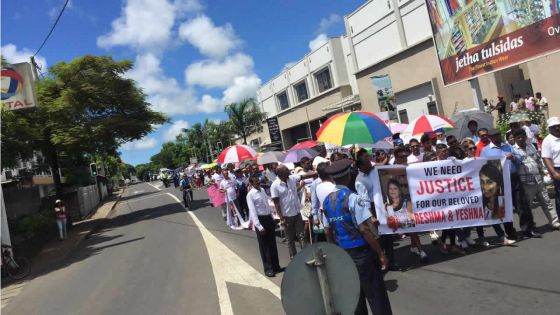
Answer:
[{"left": 3, "top": 181, "right": 560, "bottom": 314}]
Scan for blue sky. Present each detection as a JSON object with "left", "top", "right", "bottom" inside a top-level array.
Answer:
[{"left": 2, "top": 0, "right": 364, "bottom": 165}]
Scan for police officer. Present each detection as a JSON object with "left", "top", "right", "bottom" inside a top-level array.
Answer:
[{"left": 323, "top": 159, "right": 392, "bottom": 315}]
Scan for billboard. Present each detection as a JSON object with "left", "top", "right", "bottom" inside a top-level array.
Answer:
[
  {"left": 1, "top": 62, "right": 38, "bottom": 110},
  {"left": 426, "top": 0, "right": 560, "bottom": 85},
  {"left": 266, "top": 117, "right": 282, "bottom": 143}
]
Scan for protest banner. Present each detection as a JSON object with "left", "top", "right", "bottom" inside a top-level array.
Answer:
[
  {"left": 207, "top": 183, "right": 225, "bottom": 208},
  {"left": 373, "top": 158, "right": 512, "bottom": 234}
]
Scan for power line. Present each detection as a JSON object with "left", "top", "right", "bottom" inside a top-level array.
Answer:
[{"left": 33, "top": 0, "right": 70, "bottom": 57}]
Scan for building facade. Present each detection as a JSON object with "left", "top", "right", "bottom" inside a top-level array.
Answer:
[
  {"left": 246, "top": 0, "right": 559, "bottom": 149},
  {"left": 347, "top": 0, "right": 560, "bottom": 121}
]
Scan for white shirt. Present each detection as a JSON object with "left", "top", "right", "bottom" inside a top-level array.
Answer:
[
  {"left": 316, "top": 181, "right": 337, "bottom": 212},
  {"left": 270, "top": 175, "right": 301, "bottom": 217},
  {"left": 542, "top": 134, "right": 560, "bottom": 167},
  {"left": 407, "top": 152, "right": 424, "bottom": 164},
  {"left": 355, "top": 170, "right": 375, "bottom": 201},
  {"left": 211, "top": 173, "right": 223, "bottom": 183},
  {"left": 246, "top": 187, "right": 273, "bottom": 231},
  {"left": 537, "top": 97, "right": 548, "bottom": 107},
  {"left": 220, "top": 178, "right": 238, "bottom": 201}
]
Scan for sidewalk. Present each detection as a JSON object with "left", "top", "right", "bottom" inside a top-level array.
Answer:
[{"left": 1, "top": 187, "right": 125, "bottom": 308}]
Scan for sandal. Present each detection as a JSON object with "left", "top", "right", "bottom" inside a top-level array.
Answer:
[{"left": 438, "top": 243, "right": 449, "bottom": 255}]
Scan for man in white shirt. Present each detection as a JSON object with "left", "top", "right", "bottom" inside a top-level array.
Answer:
[
  {"left": 542, "top": 117, "right": 560, "bottom": 219},
  {"left": 246, "top": 176, "right": 282, "bottom": 277},
  {"left": 355, "top": 149, "right": 400, "bottom": 271},
  {"left": 310, "top": 162, "right": 337, "bottom": 242},
  {"left": 220, "top": 169, "right": 241, "bottom": 223},
  {"left": 407, "top": 138, "right": 424, "bottom": 164},
  {"left": 535, "top": 92, "right": 548, "bottom": 114},
  {"left": 271, "top": 165, "right": 315, "bottom": 258}
]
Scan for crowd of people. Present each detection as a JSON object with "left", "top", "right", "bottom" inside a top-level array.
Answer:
[{"left": 178, "top": 112, "right": 560, "bottom": 315}]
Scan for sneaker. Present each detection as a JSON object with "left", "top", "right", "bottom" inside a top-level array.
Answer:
[
  {"left": 429, "top": 231, "right": 439, "bottom": 240},
  {"left": 552, "top": 223, "right": 560, "bottom": 230},
  {"left": 477, "top": 237, "right": 490, "bottom": 247},
  {"left": 459, "top": 240, "right": 469, "bottom": 249},
  {"left": 419, "top": 250, "right": 429, "bottom": 262},
  {"left": 502, "top": 237, "right": 516, "bottom": 246},
  {"left": 465, "top": 236, "right": 476, "bottom": 246}
]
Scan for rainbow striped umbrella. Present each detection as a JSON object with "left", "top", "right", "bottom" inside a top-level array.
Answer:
[{"left": 316, "top": 111, "right": 392, "bottom": 145}]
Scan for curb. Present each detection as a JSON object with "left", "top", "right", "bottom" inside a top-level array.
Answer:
[{"left": 83, "top": 188, "right": 125, "bottom": 240}]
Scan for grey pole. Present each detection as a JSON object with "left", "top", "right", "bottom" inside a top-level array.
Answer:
[{"left": 306, "top": 247, "right": 335, "bottom": 315}]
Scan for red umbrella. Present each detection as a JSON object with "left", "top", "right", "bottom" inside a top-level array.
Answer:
[
  {"left": 289, "top": 140, "right": 319, "bottom": 150},
  {"left": 217, "top": 145, "right": 257, "bottom": 164}
]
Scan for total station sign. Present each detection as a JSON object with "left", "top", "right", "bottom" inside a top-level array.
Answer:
[{"left": 1, "top": 62, "right": 38, "bottom": 110}]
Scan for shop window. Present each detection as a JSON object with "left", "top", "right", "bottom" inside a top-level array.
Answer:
[
  {"left": 294, "top": 81, "right": 309, "bottom": 103},
  {"left": 398, "top": 109, "right": 409, "bottom": 124},
  {"left": 277, "top": 92, "right": 289, "bottom": 111},
  {"left": 315, "top": 68, "right": 332, "bottom": 93},
  {"left": 427, "top": 101, "right": 438, "bottom": 115}
]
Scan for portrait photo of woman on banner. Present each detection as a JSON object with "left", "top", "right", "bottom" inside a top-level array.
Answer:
[
  {"left": 480, "top": 161, "right": 506, "bottom": 221},
  {"left": 385, "top": 178, "right": 416, "bottom": 232}
]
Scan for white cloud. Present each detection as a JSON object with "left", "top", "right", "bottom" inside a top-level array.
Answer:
[
  {"left": 222, "top": 75, "right": 261, "bottom": 104},
  {"left": 121, "top": 137, "right": 158, "bottom": 150},
  {"left": 1, "top": 44, "right": 48, "bottom": 71},
  {"left": 163, "top": 120, "right": 189, "bottom": 141},
  {"left": 198, "top": 94, "right": 224, "bottom": 113},
  {"left": 97, "top": 0, "right": 201, "bottom": 52},
  {"left": 308, "top": 33, "right": 328, "bottom": 51},
  {"left": 185, "top": 53, "right": 253, "bottom": 88},
  {"left": 127, "top": 53, "right": 225, "bottom": 115},
  {"left": 179, "top": 14, "right": 241, "bottom": 59},
  {"left": 317, "top": 14, "right": 341, "bottom": 33}
]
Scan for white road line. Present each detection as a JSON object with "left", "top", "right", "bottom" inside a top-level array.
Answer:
[
  {"left": 165, "top": 193, "right": 280, "bottom": 315},
  {"left": 146, "top": 182, "right": 162, "bottom": 191}
]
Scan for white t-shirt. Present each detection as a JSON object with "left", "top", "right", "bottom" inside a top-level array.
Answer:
[
  {"left": 407, "top": 153, "right": 424, "bottom": 164},
  {"left": 220, "top": 178, "right": 238, "bottom": 201},
  {"left": 270, "top": 175, "right": 301, "bottom": 217},
  {"left": 542, "top": 134, "right": 560, "bottom": 167},
  {"left": 316, "top": 182, "right": 337, "bottom": 209},
  {"left": 537, "top": 97, "right": 548, "bottom": 107}
]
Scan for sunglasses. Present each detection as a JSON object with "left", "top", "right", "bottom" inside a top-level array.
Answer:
[
  {"left": 468, "top": 147, "right": 476, "bottom": 151},
  {"left": 410, "top": 145, "right": 420, "bottom": 149}
]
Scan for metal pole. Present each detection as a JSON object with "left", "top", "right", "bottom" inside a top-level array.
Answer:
[
  {"left": 306, "top": 247, "right": 335, "bottom": 315},
  {"left": 305, "top": 107, "right": 313, "bottom": 140}
]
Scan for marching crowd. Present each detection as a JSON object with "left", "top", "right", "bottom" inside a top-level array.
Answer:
[{"left": 179, "top": 113, "right": 560, "bottom": 315}]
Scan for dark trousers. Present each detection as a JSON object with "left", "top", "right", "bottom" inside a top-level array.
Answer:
[
  {"left": 379, "top": 235, "right": 395, "bottom": 264},
  {"left": 284, "top": 215, "right": 305, "bottom": 258},
  {"left": 238, "top": 190, "right": 249, "bottom": 219},
  {"left": 182, "top": 187, "right": 193, "bottom": 206},
  {"left": 555, "top": 167, "right": 560, "bottom": 218},
  {"left": 346, "top": 246, "right": 392, "bottom": 315},
  {"left": 492, "top": 174, "right": 521, "bottom": 238},
  {"left": 256, "top": 215, "right": 280, "bottom": 273}
]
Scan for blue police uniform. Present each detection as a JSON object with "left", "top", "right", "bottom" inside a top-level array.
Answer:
[
  {"left": 180, "top": 177, "right": 193, "bottom": 208},
  {"left": 323, "top": 186, "right": 392, "bottom": 315}
]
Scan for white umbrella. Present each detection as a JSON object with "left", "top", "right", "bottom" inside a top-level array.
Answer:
[
  {"left": 257, "top": 151, "right": 286, "bottom": 165},
  {"left": 448, "top": 108, "right": 494, "bottom": 140}
]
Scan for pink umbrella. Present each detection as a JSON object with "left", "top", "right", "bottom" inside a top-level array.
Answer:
[
  {"left": 217, "top": 145, "right": 257, "bottom": 164},
  {"left": 387, "top": 122, "right": 408, "bottom": 134}
]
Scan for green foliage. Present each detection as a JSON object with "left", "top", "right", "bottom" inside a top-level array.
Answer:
[
  {"left": 225, "top": 98, "right": 266, "bottom": 144},
  {"left": 15, "top": 209, "right": 55, "bottom": 240},
  {"left": 0, "top": 107, "right": 37, "bottom": 169},
  {"left": 496, "top": 110, "right": 547, "bottom": 139}
]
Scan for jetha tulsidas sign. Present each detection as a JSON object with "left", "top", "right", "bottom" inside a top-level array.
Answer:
[
  {"left": 426, "top": 0, "right": 560, "bottom": 85},
  {"left": 1, "top": 62, "right": 38, "bottom": 110}
]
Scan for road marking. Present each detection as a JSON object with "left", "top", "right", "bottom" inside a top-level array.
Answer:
[
  {"left": 165, "top": 193, "right": 280, "bottom": 315},
  {"left": 132, "top": 190, "right": 145, "bottom": 194},
  {"left": 146, "top": 182, "right": 162, "bottom": 191}
]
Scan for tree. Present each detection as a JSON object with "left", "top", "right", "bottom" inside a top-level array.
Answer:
[
  {"left": 225, "top": 98, "right": 267, "bottom": 144},
  {"left": 13, "top": 55, "right": 168, "bottom": 197}
]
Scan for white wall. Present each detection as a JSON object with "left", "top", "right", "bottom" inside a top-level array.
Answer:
[
  {"left": 395, "top": 82, "right": 434, "bottom": 122},
  {"left": 256, "top": 37, "right": 353, "bottom": 117},
  {"left": 346, "top": 0, "right": 433, "bottom": 72}
]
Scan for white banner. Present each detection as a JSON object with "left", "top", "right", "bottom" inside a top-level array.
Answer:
[
  {"left": 373, "top": 158, "right": 512, "bottom": 234},
  {"left": 1, "top": 62, "right": 38, "bottom": 110}
]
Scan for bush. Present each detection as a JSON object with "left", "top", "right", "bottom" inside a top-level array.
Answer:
[{"left": 15, "top": 208, "right": 55, "bottom": 240}]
